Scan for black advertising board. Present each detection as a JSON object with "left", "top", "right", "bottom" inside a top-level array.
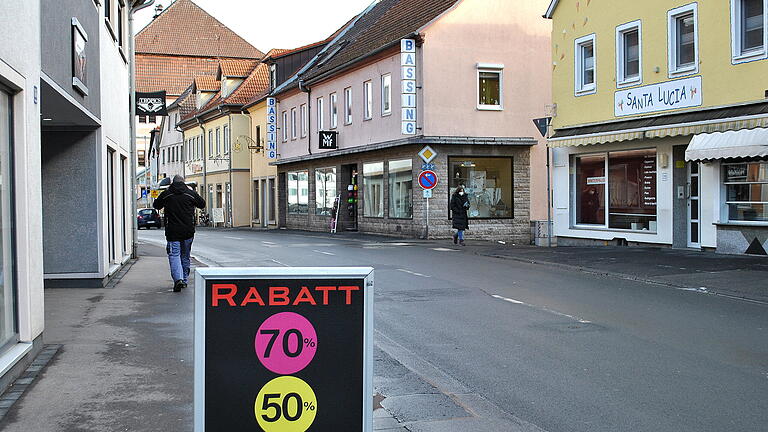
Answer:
[
  {"left": 318, "top": 131, "right": 338, "bottom": 150},
  {"left": 136, "top": 91, "right": 168, "bottom": 116},
  {"left": 194, "top": 267, "right": 374, "bottom": 432}
]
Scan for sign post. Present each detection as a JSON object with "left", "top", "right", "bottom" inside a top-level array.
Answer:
[
  {"left": 418, "top": 170, "right": 438, "bottom": 239},
  {"left": 194, "top": 267, "right": 374, "bottom": 432}
]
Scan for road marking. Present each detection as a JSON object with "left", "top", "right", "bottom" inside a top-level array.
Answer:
[
  {"left": 431, "top": 247, "right": 458, "bottom": 252},
  {"left": 312, "top": 250, "right": 335, "bottom": 256},
  {"left": 396, "top": 269, "right": 431, "bottom": 278},
  {"left": 269, "top": 259, "right": 289, "bottom": 267},
  {"left": 491, "top": 294, "right": 591, "bottom": 323},
  {"left": 224, "top": 236, "right": 244, "bottom": 240},
  {"left": 262, "top": 241, "right": 277, "bottom": 245}
]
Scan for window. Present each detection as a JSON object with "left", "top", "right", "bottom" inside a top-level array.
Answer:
[
  {"left": 269, "top": 64, "right": 277, "bottom": 90},
  {"left": 315, "top": 167, "right": 337, "bottom": 215},
  {"left": 0, "top": 89, "right": 16, "bottom": 349},
  {"left": 616, "top": 21, "right": 642, "bottom": 86},
  {"left": 162, "top": 148, "right": 166, "bottom": 164},
  {"left": 724, "top": 161, "right": 768, "bottom": 222},
  {"left": 291, "top": 108, "right": 297, "bottom": 140},
  {"left": 208, "top": 130, "right": 213, "bottom": 156},
  {"left": 732, "top": 0, "right": 767, "bottom": 61},
  {"left": 117, "top": 0, "right": 124, "bottom": 48},
  {"left": 575, "top": 34, "right": 596, "bottom": 94},
  {"left": 287, "top": 170, "right": 309, "bottom": 214},
  {"left": 282, "top": 111, "right": 288, "bottom": 142},
  {"left": 389, "top": 159, "right": 413, "bottom": 219},
  {"left": 300, "top": 104, "right": 307, "bottom": 137},
  {"left": 317, "top": 97, "right": 325, "bottom": 131},
  {"left": 381, "top": 74, "right": 391, "bottom": 116},
  {"left": 330, "top": 93, "right": 338, "bottom": 129},
  {"left": 148, "top": 115, "right": 156, "bottom": 123},
  {"left": 252, "top": 180, "right": 260, "bottom": 222},
  {"left": 477, "top": 64, "right": 503, "bottom": 109},
  {"left": 668, "top": 4, "right": 698, "bottom": 76},
  {"left": 138, "top": 116, "right": 146, "bottom": 123},
  {"left": 223, "top": 124, "right": 230, "bottom": 154},
  {"left": 363, "top": 81, "right": 373, "bottom": 120},
  {"left": 215, "top": 127, "right": 221, "bottom": 155},
  {"left": 449, "top": 157, "right": 514, "bottom": 219},
  {"left": 363, "top": 162, "right": 384, "bottom": 217},
  {"left": 344, "top": 87, "right": 352, "bottom": 125},
  {"left": 574, "top": 149, "right": 657, "bottom": 230},
  {"left": 104, "top": 0, "right": 112, "bottom": 21}
]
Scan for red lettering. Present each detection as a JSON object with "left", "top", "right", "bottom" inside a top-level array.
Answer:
[
  {"left": 315, "top": 286, "right": 336, "bottom": 305},
  {"left": 292, "top": 286, "right": 317, "bottom": 306},
  {"left": 212, "top": 284, "right": 237, "bottom": 307},
  {"left": 338, "top": 286, "right": 360, "bottom": 305},
  {"left": 240, "top": 287, "right": 265, "bottom": 306},
  {"left": 269, "top": 287, "right": 290, "bottom": 306}
]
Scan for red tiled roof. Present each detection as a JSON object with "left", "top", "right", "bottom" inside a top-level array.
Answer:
[
  {"left": 136, "top": 54, "right": 222, "bottom": 95},
  {"left": 225, "top": 62, "right": 270, "bottom": 105},
  {"left": 194, "top": 76, "right": 220, "bottom": 92},
  {"left": 263, "top": 48, "right": 291, "bottom": 59},
  {"left": 136, "top": 0, "right": 263, "bottom": 59},
  {"left": 219, "top": 59, "right": 259, "bottom": 78},
  {"left": 305, "top": 0, "right": 459, "bottom": 81}
]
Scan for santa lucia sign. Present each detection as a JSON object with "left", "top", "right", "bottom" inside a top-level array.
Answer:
[
  {"left": 615, "top": 76, "right": 702, "bottom": 117},
  {"left": 194, "top": 267, "right": 374, "bottom": 432}
]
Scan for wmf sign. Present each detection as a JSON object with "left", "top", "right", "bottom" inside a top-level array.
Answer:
[
  {"left": 401, "top": 39, "right": 417, "bottom": 135},
  {"left": 266, "top": 97, "right": 278, "bottom": 159}
]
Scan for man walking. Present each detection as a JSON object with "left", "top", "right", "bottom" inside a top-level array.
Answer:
[{"left": 153, "top": 175, "right": 206, "bottom": 292}]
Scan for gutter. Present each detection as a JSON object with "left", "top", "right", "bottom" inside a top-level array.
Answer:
[{"left": 299, "top": 79, "right": 312, "bottom": 155}]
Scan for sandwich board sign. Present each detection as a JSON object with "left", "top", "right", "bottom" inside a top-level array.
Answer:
[{"left": 194, "top": 267, "right": 374, "bottom": 432}]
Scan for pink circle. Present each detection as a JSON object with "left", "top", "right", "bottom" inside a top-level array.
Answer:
[{"left": 255, "top": 312, "right": 317, "bottom": 374}]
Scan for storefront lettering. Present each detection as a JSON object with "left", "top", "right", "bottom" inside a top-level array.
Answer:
[{"left": 615, "top": 76, "right": 702, "bottom": 117}]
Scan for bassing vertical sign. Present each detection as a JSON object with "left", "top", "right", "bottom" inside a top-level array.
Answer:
[
  {"left": 401, "top": 39, "right": 417, "bottom": 135},
  {"left": 266, "top": 97, "right": 278, "bottom": 159},
  {"left": 194, "top": 267, "right": 374, "bottom": 432}
]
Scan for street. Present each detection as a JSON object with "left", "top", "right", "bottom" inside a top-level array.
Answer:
[{"left": 139, "top": 228, "right": 768, "bottom": 432}]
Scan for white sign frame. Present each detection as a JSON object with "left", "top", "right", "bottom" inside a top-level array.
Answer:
[
  {"left": 401, "top": 39, "right": 417, "bottom": 135},
  {"left": 614, "top": 76, "right": 702, "bottom": 117},
  {"left": 194, "top": 267, "right": 374, "bottom": 432}
]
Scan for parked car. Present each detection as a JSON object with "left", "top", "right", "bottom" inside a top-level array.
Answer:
[{"left": 138, "top": 208, "right": 162, "bottom": 229}]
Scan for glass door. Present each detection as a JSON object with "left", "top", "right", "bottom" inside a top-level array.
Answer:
[{"left": 687, "top": 162, "right": 701, "bottom": 248}]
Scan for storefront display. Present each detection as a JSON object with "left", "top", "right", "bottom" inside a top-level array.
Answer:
[
  {"left": 449, "top": 157, "right": 513, "bottom": 218},
  {"left": 388, "top": 159, "right": 412, "bottom": 219},
  {"left": 288, "top": 170, "right": 309, "bottom": 214},
  {"left": 315, "top": 167, "right": 336, "bottom": 216},
  {"left": 363, "top": 162, "right": 384, "bottom": 218},
  {"left": 724, "top": 160, "right": 768, "bottom": 222}
]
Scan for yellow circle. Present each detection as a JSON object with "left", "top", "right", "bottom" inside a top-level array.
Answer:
[{"left": 255, "top": 376, "right": 317, "bottom": 432}]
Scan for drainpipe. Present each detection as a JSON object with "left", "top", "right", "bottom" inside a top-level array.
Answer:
[
  {"left": 299, "top": 80, "right": 312, "bottom": 155},
  {"left": 197, "top": 118, "right": 207, "bottom": 215},
  {"left": 227, "top": 111, "right": 233, "bottom": 227},
  {"left": 129, "top": 0, "right": 155, "bottom": 259}
]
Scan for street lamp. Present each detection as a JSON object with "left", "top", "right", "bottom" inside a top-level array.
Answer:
[{"left": 129, "top": 0, "right": 155, "bottom": 259}]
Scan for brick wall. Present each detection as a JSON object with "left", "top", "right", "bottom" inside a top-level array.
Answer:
[{"left": 278, "top": 143, "right": 532, "bottom": 243}]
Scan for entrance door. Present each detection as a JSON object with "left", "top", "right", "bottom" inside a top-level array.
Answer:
[
  {"left": 261, "top": 178, "right": 269, "bottom": 228},
  {"left": 687, "top": 162, "right": 701, "bottom": 248}
]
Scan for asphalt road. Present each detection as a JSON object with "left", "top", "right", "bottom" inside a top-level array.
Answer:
[{"left": 141, "top": 228, "right": 768, "bottom": 432}]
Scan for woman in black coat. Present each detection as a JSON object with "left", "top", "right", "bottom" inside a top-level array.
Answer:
[{"left": 450, "top": 185, "right": 470, "bottom": 246}]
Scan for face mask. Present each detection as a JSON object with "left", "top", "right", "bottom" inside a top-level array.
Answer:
[{"left": 458, "top": 192, "right": 465, "bottom": 196}]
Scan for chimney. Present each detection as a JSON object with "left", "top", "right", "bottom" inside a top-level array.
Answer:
[{"left": 153, "top": 3, "right": 164, "bottom": 19}]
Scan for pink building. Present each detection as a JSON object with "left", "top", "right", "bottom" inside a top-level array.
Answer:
[{"left": 272, "top": 0, "right": 551, "bottom": 241}]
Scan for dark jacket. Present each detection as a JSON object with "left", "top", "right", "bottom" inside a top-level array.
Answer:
[
  {"left": 153, "top": 181, "right": 206, "bottom": 241},
  {"left": 450, "top": 192, "right": 470, "bottom": 230}
]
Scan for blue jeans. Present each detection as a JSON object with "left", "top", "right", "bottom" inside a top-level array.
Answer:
[
  {"left": 457, "top": 230, "right": 465, "bottom": 241},
  {"left": 166, "top": 238, "right": 194, "bottom": 283}
]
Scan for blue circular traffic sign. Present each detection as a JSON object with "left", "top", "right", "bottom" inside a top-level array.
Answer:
[{"left": 418, "top": 170, "right": 438, "bottom": 190}]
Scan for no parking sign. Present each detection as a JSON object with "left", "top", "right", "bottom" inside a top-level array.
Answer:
[{"left": 194, "top": 267, "right": 374, "bottom": 431}]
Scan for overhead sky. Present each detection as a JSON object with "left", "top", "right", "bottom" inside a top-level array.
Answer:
[{"left": 133, "top": 0, "right": 375, "bottom": 51}]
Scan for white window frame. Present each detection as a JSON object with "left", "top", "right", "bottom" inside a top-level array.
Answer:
[
  {"left": 300, "top": 104, "right": 307, "bottom": 137},
  {"left": 215, "top": 127, "right": 221, "bottom": 155},
  {"left": 476, "top": 63, "right": 504, "bottom": 110},
  {"left": 317, "top": 97, "right": 325, "bottom": 131},
  {"left": 330, "top": 93, "right": 338, "bottom": 129},
  {"left": 223, "top": 124, "right": 230, "bottom": 155},
  {"left": 616, "top": 20, "right": 643, "bottom": 88},
  {"left": 381, "top": 73, "right": 392, "bottom": 116},
  {"left": 363, "top": 81, "right": 373, "bottom": 120},
  {"left": 282, "top": 111, "right": 288, "bottom": 142},
  {"left": 668, "top": 3, "right": 699, "bottom": 77},
  {"left": 344, "top": 87, "right": 353, "bottom": 125},
  {"left": 731, "top": 0, "right": 768, "bottom": 63},
  {"left": 574, "top": 34, "right": 597, "bottom": 96},
  {"left": 291, "top": 107, "right": 297, "bottom": 140}
]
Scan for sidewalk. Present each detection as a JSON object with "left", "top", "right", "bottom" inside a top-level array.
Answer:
[{"left": 473, "top": 245, "right": 768, "bottom": 303}]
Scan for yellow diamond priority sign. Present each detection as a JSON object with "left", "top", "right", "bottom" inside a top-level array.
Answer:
[{"left": 418, "top": 146, "right": 437, "bottom": 164}]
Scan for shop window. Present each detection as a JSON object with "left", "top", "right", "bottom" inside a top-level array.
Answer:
[
  {"left": 616, "top": 21, "right": 641, "bottom": 86},
  {"left": 668, "top": 4, "right": 698, "bottom": 76},
  {"left": 724, "top": 160, "right": 768, "bottom": 222},
  {"left": 388, "top": 159, "right": 413, "bottom": 219},
  {"left": 449, "top": 157, "right": 513, "bottom": 218},
  {"left": 574, "top": 150, "right": 657, "bottom": 230},
  {"left": 477, "top": 64, "right": 503, "bottom": 109},
  {"left": 0, "top": 88, "right": 16, "bottom": 349},
  {"left": 287, "top": 170, "right": 309, "bottom": 214},
  {"left": 363, "top": 162, "right": 384, "bottom": 217},
  {"left": 315, "top": 167, "right": 337, "bottom": 216}
]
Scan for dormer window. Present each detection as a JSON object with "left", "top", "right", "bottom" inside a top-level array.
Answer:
[{"left": 270, "top": 64, "right": 277, "bottom": 90}]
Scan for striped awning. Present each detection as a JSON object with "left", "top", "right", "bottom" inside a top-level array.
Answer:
[
  {"left": 686, "top": 127, "right": 768, "bottom": 161},
  {"left": 548, "top": 131, "right": 644, "bottom": 147}
]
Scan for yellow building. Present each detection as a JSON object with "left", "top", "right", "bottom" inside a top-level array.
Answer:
[
  {"left": 178, "top": 60, "right": 270, "bottom": 227},
  {"left": 244, "top": 94, "right": 279, "bottom": 228},
  {"left": 545, "top": 0, "right": 768, "bottom": 255}
]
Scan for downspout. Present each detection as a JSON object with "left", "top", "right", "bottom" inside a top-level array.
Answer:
[
  {"left": 196, "top": 118, "right": 207, "bottom": 215},
  {"left": 299, "top": 80, "right": 312, "bottom": 155},
  {"left": 227, "top": 111, "right": 233, "bottom": 227},
  {"left": 129, "top": 0, "right": 155, "bottom": 259}
]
